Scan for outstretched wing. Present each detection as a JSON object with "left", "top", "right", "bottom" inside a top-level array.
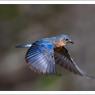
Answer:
[
  {"left": 25, "top": 43, "right": 55, "bottom": 74},
  {"left": 54, "top": 46, "right": 92, "bottom": 78}
]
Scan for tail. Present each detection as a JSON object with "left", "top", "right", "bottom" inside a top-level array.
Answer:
[{"left": 16, "top": 43, "right": 32, "bottom": 48}]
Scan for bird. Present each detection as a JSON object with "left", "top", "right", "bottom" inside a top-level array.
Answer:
[{"left": 16, "top": 34, "right": 95, "bottom": 79}]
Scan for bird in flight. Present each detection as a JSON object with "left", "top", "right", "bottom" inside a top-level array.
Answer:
[{"left": 16, "top": 34, "right": 95, "bottom": 79}]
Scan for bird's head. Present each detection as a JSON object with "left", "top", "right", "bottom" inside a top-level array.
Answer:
[{"left": 52, "top": 34, "right": 74, "bottom": 47}]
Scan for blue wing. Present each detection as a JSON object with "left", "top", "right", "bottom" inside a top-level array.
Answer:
[{"left": 25, "top": 41, "right": 55, "bottom": 74}]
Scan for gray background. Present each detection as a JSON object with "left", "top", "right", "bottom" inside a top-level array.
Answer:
[{"left": 0, "top": 5, "right": 95, "bottom": 90}]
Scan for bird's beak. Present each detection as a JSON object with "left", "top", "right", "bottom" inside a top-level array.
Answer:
[{"left": 68, "top": 40, "right": 74, "bottom": 44}]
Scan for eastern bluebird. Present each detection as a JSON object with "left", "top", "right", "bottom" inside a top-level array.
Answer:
[{"left": 16, "top": 34, "right": 95, "bottom": 79}]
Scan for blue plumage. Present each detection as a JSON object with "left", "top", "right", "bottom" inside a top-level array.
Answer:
[
  {"left": 16, "top": 34, "right": 95, "bottom": 79},
  {"left": 25, "top": 40, "right": 55, "bottom": 74}
]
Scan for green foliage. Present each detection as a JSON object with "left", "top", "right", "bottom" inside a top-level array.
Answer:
[{"left": 33, "top": 75, "right": 62, "bottom": 90}]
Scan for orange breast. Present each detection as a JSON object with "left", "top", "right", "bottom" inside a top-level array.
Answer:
[{"left": 54, "top": 40, "right": 66, "bottom": 47}]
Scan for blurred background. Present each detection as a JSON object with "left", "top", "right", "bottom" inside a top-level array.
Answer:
[{"left": 0, "top": 4, "right": 95, "bottom": 91}]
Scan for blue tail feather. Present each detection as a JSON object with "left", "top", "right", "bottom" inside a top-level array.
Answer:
[{"left": 16, "top": 43, "right": 32, "bottom": 48}]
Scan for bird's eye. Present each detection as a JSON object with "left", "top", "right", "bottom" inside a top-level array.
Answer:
[{"left": 65, "top": 39, "right": 68, "bottom": 41}]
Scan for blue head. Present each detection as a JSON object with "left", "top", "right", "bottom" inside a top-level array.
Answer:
[{"left": 50, "top": 34, "right": 74, "bottom": 47}]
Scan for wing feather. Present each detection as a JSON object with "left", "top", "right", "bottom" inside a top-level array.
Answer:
[
  {"left": 25, "top": 44, "right": 55, "bottom": 74},
  {"left": 54, "top": 47, "right": 86, "bottom": 76}
]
